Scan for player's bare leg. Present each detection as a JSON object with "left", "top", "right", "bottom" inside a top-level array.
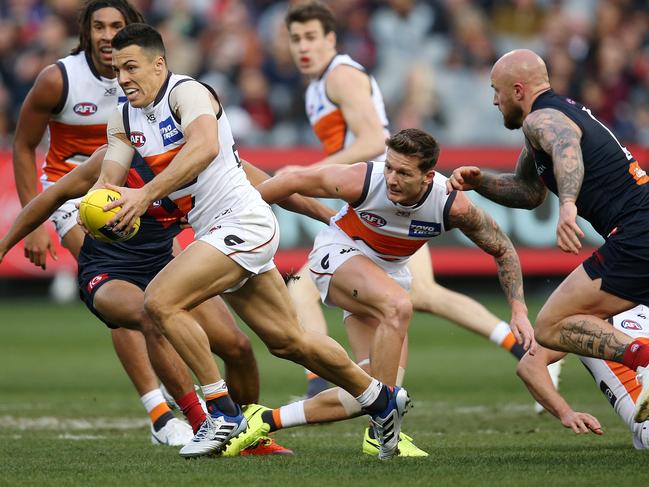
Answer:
[
  {"left": 288, "top": 264, "right": 332, "bottom": 397},
  {"left": 534, "top": 265, "right": 649, "bottom": 421},
  {"left": 63, "top": 226, "right": 192, "bottom": 442},
  {"left": 324, "top": 255, "right": 411, "bottom": 385},
  {"left": 534, "top": 266, "right": 634, "bottom": 356},
  {"left": 146, "top": 242, "right": 409, "bottom": 458},
  {"left": 191, "top": 296, "right": 259, "bottom": 405},
  {"left": 408, "top": 245, "right": 527, "bottom": 360}
]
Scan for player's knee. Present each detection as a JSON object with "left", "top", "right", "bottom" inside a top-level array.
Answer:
[
  {"left": 380, "top": 291, "right": 412, "bottom": 334},
  {"left": 534, "top": 312, "right": 555, "bottom": 347},
  {"left": 143, "top": 291, "right": 172, "bottom": 328},
  {"left": 266, "top": 331, "right": 305, "bottom": 362},
  {"left": 220, "top": 333, "right": 254, "bottom": 364}
]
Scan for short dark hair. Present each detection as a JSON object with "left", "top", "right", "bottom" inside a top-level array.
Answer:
[
  {"left": 285, "top": 1, "right": 337, "bottom": 35},
  {"left": 72, "top": 0, "right": 144, "bottom": 55},
  {"left": 386, "top": 128, "right": 440, "bottom": 172},
  {"left": 111, "top": 23, "right": 165, "bottom": 58}
]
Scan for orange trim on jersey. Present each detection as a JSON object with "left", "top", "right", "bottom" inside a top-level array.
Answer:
[
  {"left": 335, "top": 209, "right": 427, "bottom": 257},
  {"left": 142, "top": 147, "right": 193, "bottom": 215},
  {"left": 604, "top": 337, "right": 649, "bottom": 401},
  {"left": 628, "top": 162, "right": 649, "bottom": 185},
  {"left": 313, "top": 109, "right": 346, "bottom": 155},
  {"left": 142, "top": 147, "right": 183, "bottom": 175},
  {"left": 44, "top": 121, "right": 107, "bottom": 181}
]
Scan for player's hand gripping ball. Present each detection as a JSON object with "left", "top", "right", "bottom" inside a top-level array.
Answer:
[{"left": 79, "top": 189, "right": 140, "bottom": 242}]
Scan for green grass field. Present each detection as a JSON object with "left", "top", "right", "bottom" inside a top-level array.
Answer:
[{"left": 0, "top": 295, "right": 645, "bottom": 486}]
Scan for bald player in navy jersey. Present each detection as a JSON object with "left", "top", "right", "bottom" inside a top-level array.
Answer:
[{"left": 447, "top": 48, "right": 649, "bottom": 423}]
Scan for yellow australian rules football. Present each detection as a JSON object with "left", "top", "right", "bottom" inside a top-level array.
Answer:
[{"left": 78, "top": 188, "right": 140, "bottom": 243}]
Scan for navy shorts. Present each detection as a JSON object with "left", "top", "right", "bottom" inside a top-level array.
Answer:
[
  {"left": 77, "top": 238, "right": 173, "bottom": 329},
  {"left": 583, "top": 213, "right": 649, "bottom": 305}
]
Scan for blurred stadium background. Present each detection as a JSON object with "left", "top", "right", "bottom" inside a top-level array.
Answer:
[
  {"left": 1, "top": 0, "right": 648, "bottom": 296},
  {"left": 1, "top": 1, "right": 649, "bottom": 483}
]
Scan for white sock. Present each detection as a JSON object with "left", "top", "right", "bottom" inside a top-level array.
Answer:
[
  {"left": 202, "top": 379, "right": 228, "bottom": 398},
  {"left": 279, "top": 400, "right": 307, "bottom": 428},
  {"left": 355, "top": 379, "right": 382, "bottom": 409},
  {"left": 141, "top": 388, "right": 167, "bottom": 413},
  {"left": 489, "top": 321, "right": 511, "bottom": 346}
]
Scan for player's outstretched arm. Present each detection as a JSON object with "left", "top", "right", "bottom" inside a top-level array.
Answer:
[
  {"left": 524, "top": 108, "right": 585, "bottom": 254},
  {"left": 517, "top": 347, "right": 603, "bottom": 435},
  {"left": 12, "top": 64, "right": 64, "bottom": 268},
  {"left": 0, "top": 147, "right": 105, "bottom": 265},
  {"left": 448, "top": 190, "right": 536, "bottom": 353},
  {"left": 241, "top": 160, "right": 335, "bottom": 224},
  {"left": 448, "top": 144, "right": 548, "bottom": 210},
  {"left": 256, "top": 163, "right": 366, "bottom": 205}
]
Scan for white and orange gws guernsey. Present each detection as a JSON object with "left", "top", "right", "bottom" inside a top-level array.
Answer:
[
  {"left": 121, "top": 73, "right": 265, "bottom": 238},
  {"left": 43, "top": 52, "right": 125, "bottom": 183},
  {"left": 332, "top": 162, "right": 455, "bottom": 264},
  {"left": 305, "top": 54, "right": 389, "bottom": 157}
]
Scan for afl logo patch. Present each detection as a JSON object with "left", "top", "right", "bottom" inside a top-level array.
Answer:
[
  {"left": 74, "top": 102, "right": 98, "bottom": 116},
  {"left": 130, "top": 132, "right": 146, "bottom": 147},
  {"left": 621, "top": 319, "right": 642, "bottom": 331},
  {"left": 359, "top": 211, "right": 387, "bottom": 227}
]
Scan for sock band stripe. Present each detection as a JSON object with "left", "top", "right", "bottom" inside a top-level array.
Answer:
[
  {"left": 205, "top": 391, "right": 228, "bottom": 401},
  {"left": 501, "top": 333, "right": 517, "bottom": 351},
  {"left": 272, "top": 408, "right": 283, "bottom": 429},
  {"left": 149, "top": 402, "right": 172, "bottom": 424}
]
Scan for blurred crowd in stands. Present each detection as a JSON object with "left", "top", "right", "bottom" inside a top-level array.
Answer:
[{"left": 0, "top": 0, "right": 647, "bottom": 150}]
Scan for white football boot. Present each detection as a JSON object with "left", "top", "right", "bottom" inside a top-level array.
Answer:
[
  {"left": 179, "top": 411, "right": 248, "bottom": 458},
  {"left": 151, "top": 417, "right": 193, "bottom": 446}
]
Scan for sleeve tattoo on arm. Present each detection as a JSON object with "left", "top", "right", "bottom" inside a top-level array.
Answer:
[
  {"left": 449, "top": 204, "right": 525, "bottom": 305},
  {"left": 477, "top": 145, "right": 547, "bottom": 209},
  {"left": 523, "top": 109, "right": 583, "bottom": 204}
]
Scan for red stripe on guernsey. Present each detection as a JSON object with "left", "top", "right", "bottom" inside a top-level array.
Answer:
[
  {"left": 142, "top": 147, "right": 194, "bottom": 216},
  {"left": 605, "top": 337, "right": 649, "bottom": 401},
  {"left": 313, "top": 109, "right": 346, "bottom": 155},
  {"left": 44, "top": 121, "right": 107, "bottom": 181},
  {"left": 335, "top": 208, "right": 427, "bottom": 257}
]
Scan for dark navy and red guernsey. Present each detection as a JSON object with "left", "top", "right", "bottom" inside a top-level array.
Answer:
[
  {"left": 527, "top": 89, "right": 649, "bottom": 237},
  {"left": 77, "top": 153, "right": 187, "bottom": 328}
]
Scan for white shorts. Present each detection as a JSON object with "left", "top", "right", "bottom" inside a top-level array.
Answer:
[
  {"left": 199, "top": 204, "right": 279, "bottom": 292},
  {"left": 41, "top": 180, "right": 81, "bottom": 240},
  {"left": 580, "top": 356, "right": 649, "bottom": 448},
  {"left": 308, "top": 225, "right": 411, "bottom": 318}
]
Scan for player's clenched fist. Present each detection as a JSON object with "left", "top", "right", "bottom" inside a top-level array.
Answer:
[{"left": 446, "top": 166, "right": 483, "bottom": 193}]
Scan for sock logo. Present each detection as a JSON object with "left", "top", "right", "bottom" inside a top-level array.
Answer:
[{"left": 631, "top": 343, "right": 641, "bottom": 353}]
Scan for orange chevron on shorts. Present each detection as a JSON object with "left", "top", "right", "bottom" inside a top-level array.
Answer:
[{"left": 335, "top": 209, "right": 427, "bottom": 257}]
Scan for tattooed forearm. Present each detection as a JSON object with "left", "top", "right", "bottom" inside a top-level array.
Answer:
[
  {"left": 559, "top": 320, "right": 628, "bottom": 360},
  {"left": 476, "top": 147, "right": 547, "bottom": 209},
  {"left": 523, "top": 109, "right": 584, "bottom": 204},
  {"left": 450, "top": 204, "right": 525, "bottom": 305}
]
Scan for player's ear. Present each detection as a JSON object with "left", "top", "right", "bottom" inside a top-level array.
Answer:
[
  {"left": 424, "top": 169, "right": 435, "bottom": 184},
  {"left": 326, "top": 30, "right": 336, "bottom": 49}
]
